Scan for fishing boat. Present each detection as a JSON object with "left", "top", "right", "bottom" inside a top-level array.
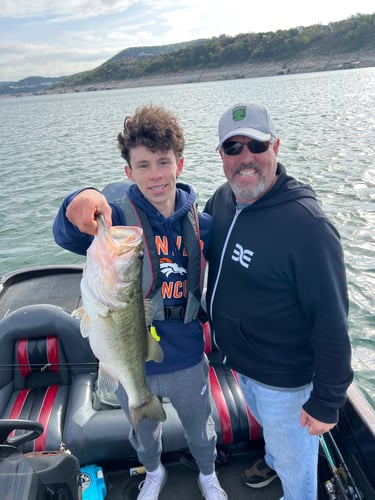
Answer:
[{"left": 0, "top": 264, "right": 374, "bottom": 499}]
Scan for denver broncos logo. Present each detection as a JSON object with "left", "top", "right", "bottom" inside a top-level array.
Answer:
[{"left": 160, "top": 258, "right": 187, "bottom": 277}]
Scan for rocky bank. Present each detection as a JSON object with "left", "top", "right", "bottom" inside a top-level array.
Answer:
[{"left": 56, "top": 46, "right": 375, "bottom": 94}]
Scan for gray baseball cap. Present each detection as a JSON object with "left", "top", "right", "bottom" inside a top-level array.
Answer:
[{"left": 217, "top": 103, "right": 276, "bottom": 150}]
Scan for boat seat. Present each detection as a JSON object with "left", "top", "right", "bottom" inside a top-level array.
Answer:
[
  {"left": 203, "top": 321, "right": 261, "bottom": 444},
  {"left": 0, "top": 304, "right": 97, "bottom": 454},
  {"left": 0, "top": 305, "right": 261, "bottom": 465},
  {"left": 63, "top": 365, "right": 261, "bottom": 464},
  {"left": 64, "top": 320, "right": 261, "bottom": 464}
]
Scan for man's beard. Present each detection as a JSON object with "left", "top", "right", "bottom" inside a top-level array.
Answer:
[{"left": 229, "top": 164, "right": 265, "bottom": 202}]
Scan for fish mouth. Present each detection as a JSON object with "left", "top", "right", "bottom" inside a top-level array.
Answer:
[
  {"left": 107, "top": 226, "right": 143, "bottom": 257},
  {"left": 93, "top": 217, "right": 143, "bottom": 263},
  {"left": 110, "top": 226, "right": 143, "bottom": 242}
]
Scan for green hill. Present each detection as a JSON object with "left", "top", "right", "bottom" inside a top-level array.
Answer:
[
  {"left": 2, "top": 13, "right": 374, "bottom": 96},
  {"left": 56, "top": 13, "right": 375, "bottom": 89}
]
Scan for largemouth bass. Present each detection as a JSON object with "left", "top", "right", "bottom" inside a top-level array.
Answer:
[{"left": 72, "top": 216, "right": 166, "bottom": 428}]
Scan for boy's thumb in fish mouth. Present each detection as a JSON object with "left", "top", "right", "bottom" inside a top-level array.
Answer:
[{"left": 95, "top": 204, "right": 113, "bottom": 229}]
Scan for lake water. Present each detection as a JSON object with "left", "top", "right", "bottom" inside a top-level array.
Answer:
[{"left": 0, "top": 67, "right": 374, "bottom": 408}]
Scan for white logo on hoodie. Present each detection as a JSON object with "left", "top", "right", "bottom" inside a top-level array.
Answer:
[{"left": 231, "top": 243, "right": 254, "bottom": 269}]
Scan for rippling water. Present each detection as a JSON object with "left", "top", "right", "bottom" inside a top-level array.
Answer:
[{"left": 1, "top": 68, "right": 374, "bottom": 407}]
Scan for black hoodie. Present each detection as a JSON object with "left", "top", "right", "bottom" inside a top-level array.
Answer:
[{"left": 204, "top": 163, "right": 353, "bottom": 423}]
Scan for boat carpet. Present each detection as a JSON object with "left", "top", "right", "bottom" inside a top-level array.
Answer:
[{"left": 103, "top": 448, "right": 284, "bottom": 500}]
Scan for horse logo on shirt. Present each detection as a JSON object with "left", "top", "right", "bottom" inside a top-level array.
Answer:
[{"left": 160, "top": 258, "right": 187, "bottom": 277}]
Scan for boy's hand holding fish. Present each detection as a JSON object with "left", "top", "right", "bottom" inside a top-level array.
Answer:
[{"left": 66, "top": 189, "right": 112, "bottom": 235}]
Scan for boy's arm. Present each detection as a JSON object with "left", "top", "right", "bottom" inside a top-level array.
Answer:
[{"left": 52, "top": 188, "right": 112, "bottom": 255}]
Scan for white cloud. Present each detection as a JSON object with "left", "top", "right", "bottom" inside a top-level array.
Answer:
[
  {"left": 1, "top": 0, "right": 134, "bottom": 19},
  {"left": 0, "top": 0, "right": 373, "bottom": 81},
  {"left": 0, "top": 40, "right": 108, "bottom": 79}
]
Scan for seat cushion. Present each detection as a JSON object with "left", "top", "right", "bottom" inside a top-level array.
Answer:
[{"left": 3, "top": 384, "right": 69, "bottom": 452}]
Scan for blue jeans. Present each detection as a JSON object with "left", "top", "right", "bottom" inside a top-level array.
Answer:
[{"left": 238, "top": 374, "right": 318, "bottom": 500}]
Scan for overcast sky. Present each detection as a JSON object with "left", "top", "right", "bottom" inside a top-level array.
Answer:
[{"left": 0, "top": 0, "right": 374, "bottom": 82}]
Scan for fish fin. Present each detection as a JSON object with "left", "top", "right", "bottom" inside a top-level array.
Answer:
[
  {"left": 97, "top": 367, "right": 119, "bottom": 393},
  {"left": 97, "top": 306, "right": 112, "bottom": 318},
  {"left": 130, "top": 394, "right": 166, "bottom": 428},
  {"left": 71, "top": 307, "right": 90, "bottom": 337},
  {"left": 146, "top": 329, "right": 164, "bottom": 363},
  {"left": 71, "top": 306, "right": 85, "bottom": 320},
  {"left": 143, "top": 298, "right": 153, "bottom": 326}
]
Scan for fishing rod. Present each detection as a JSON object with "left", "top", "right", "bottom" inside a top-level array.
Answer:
[
  {"left": 319, "top": 433, "right": 363, "bottom": 499},
  {"left": 325, "top": 431, "right": 363, "bottom": 500},
  {"left": 320, "top": 433, "right": 350, "bottom": 499},
  {"left": 0, "top": 362, "right": 98, "bottom": 371}
]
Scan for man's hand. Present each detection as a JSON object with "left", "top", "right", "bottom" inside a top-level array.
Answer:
[
  {"left": 66, "top": 189, "right": 112, "bottom": 235},
  {"left": 300, "top": 408, "right": 336, "bottom": 435}
]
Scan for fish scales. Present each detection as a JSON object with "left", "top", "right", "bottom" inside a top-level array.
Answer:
[{"left": 72, "top": 216, "right": 166, "bottom": 428}]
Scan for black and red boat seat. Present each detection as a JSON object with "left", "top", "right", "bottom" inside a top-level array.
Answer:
[
  {"left": 0, "top": 304, "right": 97, "bottom": 454},
  {"left": 0, "top": 304, "right": 261, "bottom": 464}
]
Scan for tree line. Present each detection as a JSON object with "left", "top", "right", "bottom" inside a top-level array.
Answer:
[{"left": 58, "top": 13, "right": 374, "bottom": 88}]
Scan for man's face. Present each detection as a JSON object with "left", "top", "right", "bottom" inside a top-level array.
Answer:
[
  {"left": 220, "top": 135, "right": 280, "bottom": 203},
  {"left": 125, "top": 145, "right": 184, "bottom": 217}
]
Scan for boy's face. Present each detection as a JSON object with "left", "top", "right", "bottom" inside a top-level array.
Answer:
[{"left": 125, "top": 145, "right": 184, "bottom": 217}]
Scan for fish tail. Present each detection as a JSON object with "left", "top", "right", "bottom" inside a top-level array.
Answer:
[{"left": 131, "top": 394, "right": 167, "bottom": 428}]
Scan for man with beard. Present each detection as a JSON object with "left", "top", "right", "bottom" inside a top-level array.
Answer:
[{"left": 203, "top": 103, "right": 353, "bottom": 500}]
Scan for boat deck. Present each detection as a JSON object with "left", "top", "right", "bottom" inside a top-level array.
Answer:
[
  {"left": 0, "top": 265, "right": 83, "bottom": 317},
  {"left": 1, "top": 266, "right": 374, "bottom": 500},
  {"left": 104, "top": 450, "right": 283, "bottom": 499}
]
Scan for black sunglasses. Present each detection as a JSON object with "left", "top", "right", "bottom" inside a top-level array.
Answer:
[{"left": 222, "top": 140, "right": 270, "bottom": 156}]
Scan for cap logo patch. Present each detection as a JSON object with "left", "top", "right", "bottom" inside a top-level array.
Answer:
[{"left": 232, "top": 106, "right": 246, "bottom": 122}]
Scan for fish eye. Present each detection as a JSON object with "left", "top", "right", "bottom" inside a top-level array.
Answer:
[{"left": 137, "top": 251, "right": 144, "bottom": 261}]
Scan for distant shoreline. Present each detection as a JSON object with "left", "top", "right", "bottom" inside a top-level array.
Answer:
[
  {"left": 5, "top": 49, "right": 375, "bottom": 97},
  {"left": 52, "top": 45, "right": 375, "bottom": 94}
]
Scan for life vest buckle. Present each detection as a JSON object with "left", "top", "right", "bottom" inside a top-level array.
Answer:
[{"left": 164, "top": 305, "right": 186, "bottom": 320}]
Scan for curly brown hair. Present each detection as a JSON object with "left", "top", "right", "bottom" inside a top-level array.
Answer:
[{"left": 117, "top": 105, "right": 185, "bottom": 166}]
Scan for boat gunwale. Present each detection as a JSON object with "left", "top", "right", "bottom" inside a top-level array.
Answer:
[
  {"left": 0, "top": 264, "right": 84, "bottom": 295},
  {"left": 347, "top": 383, "right": 375, "bottom": 437}
]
